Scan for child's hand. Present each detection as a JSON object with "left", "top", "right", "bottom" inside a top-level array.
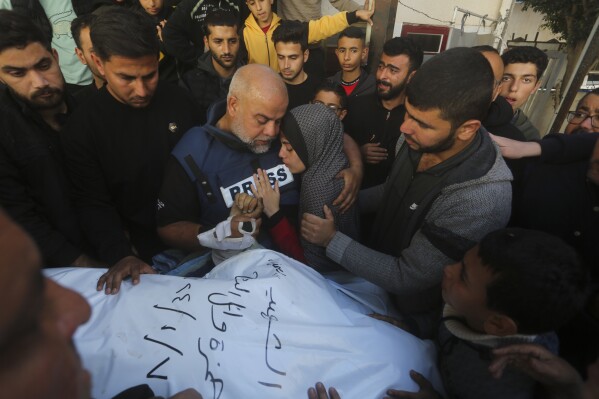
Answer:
[
  {"left": 385, "top": 370, "right": 442, "bottom": 399},
  {"left": 251, "top": 168, "right": 280, "bottom": 218}
]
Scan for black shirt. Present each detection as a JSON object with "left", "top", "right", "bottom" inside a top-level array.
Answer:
[
  {"left": 61, "top": 82, "right": 201, "bottom": 264},
  {"left": 344, "top": 93, "right": 406, "bottom": 188},
  {"left": 0, "top": 88, "right": 85, "bottom": 266},
  {"left": 285, "top": 73, "right": 322, "bottom": 110}
]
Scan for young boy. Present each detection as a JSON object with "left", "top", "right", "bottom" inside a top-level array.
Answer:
[
  {"left": 243, "top": 0, "right": 373, "bottom": 71},
  {"left": 311, "top": 80, "right": 349, "bottom": 121},
  {"left": 329, "top": 26, "right": 375, "bottom": 101},
  {"left": 500, "top": 46, "right": 548, "bottom": 140},
  {"left": 386, "top": 228, "right": 588, "bottom": 399}
]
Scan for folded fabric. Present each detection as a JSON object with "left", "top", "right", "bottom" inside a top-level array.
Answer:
[{"left": 197, "top": 216, "right": 256, "bottom": 250}]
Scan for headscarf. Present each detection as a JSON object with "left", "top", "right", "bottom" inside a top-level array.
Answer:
[{"left": 283, "top": 103, "right": 359, "bottom": 272}]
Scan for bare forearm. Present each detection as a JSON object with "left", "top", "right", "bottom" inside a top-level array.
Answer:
[
  {"left": 343, "top": 133, "right": 363, "bottom": 172},
  {"left": 158, "top": 221, "right": 203, "bottom": 252}
]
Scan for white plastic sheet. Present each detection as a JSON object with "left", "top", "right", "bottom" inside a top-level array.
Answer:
[{"left": 47, "top": 249, "right": 443, "bottom": 399}]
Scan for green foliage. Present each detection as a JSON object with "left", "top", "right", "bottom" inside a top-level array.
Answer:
[{"left": 521, "top": 0, "right": 599, "bottom": 45}]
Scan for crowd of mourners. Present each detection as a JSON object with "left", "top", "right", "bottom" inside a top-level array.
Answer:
[{"left": 0, "top": 0, "right": 598, "bottom": 398}]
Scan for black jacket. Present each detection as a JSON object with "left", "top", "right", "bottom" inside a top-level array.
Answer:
[
  {"left": 329, "top": 68, "right": 376, "bottom": 104},
  {"left": 179, "top": 51, "right": 242, "bottom": 124},
  {"left": 482, "top": 96, "right": 526, "bottom": 141},
  {"left": 0, "top": 88, "right": 85, "bottom": 266},
  {"left": 162, "top": 0, "right": 243, "bottom": 70},
  {"left": 344, "top": 93, "right": 406, "bottom": 188}
]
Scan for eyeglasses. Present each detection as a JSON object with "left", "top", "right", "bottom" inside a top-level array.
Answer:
[
  {"left": 311, "top": 100, "right": 344, "bottom": 112},
  {"left": 567, "top": 111, "right": 599, "bottom": 128}
]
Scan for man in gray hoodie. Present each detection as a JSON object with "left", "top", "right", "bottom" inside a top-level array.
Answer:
[{"left": 301, "top": 47, "right": 513, "bottom": 338}]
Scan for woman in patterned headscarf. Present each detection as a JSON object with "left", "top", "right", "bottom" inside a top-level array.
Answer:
[{"left": 252, "top": 103, "right": 359, "bottom": 273}]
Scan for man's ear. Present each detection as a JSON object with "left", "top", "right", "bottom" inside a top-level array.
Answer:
[
  {"left": 533, "top": 79, "right": 542, "bottom": 92},
  {"left": 74, "top": 47, "right": 87, "bottom": 65},
  {"left": 339, "top": 108, "right": 348, "bottom": 121},
  {"left": 483, "top": 314, "right": 518, "bottom": 336},
  {"left": 90, "top": 52, "right": 105, "bottom": 77},
  {"left": 303, "top": 49, "right": 310, "bottom": 63},
  {"left": 203, "top": 35, "right": 209, "bottom": 49},
  {"left": 407, "top": 69, "right": 416, "bottom": 83},
  {"left": 455, "top": 119, "right": 481, "bottom": 142},
  {"left": 52, "top": 48, "right": 60, "bottom": 63},
  {"left": 227, "top": 95, "right": 239, "bottom": 116}
]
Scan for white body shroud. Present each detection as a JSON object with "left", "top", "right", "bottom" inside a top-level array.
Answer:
[{"left": 47, "top": 249, "right": 443, "bottom": 399}]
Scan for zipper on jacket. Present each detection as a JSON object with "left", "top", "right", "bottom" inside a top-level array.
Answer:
[{"left": 265, "top": 34, "right": 270, "bottom": 67}]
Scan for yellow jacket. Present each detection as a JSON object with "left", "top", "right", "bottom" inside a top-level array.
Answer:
[{"left": 243, "top": 11, "right": 352, "bottom": 72}]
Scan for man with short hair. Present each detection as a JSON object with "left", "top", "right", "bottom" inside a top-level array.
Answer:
[
  {"left": 243, "top": 0, "right": 373, "bottom": 71},
  {"left": 157, "top": 64, "right": 294, "bottom": 253},
  {"left": 0, "top": 10, "right": 97, "bottom": 267},
  {"left": 343, "top": 36, "right": 423, "bottom": 189},
  {"left": 302, "top": 48, "right": 513, "bottom": 337},
  {"left": 61, "top": 7, "right": 201, "bottom": 294},
  {"left": 500, "top": 46, "right": 549, "bottom": 140},
  {"left": 473, "top": 45, "right": 526, "bottom": 142},
  {"left": 329, "top": 26, "right": 374, "bottom": 102},
  {"left": 0, "top": 209, "right": 203, "bottom": 399},
  {"left": 3, "top": 0, "right": 94, "bottom": 92},
  {"left": 161, "top": 0, "right": 242, "bottom": 72},
  {"left": 272, "top": 20, "right": 322, "bottom": 110},
  {"left": 565, "top": 88, "right": 599, "bottom": 134},
  {"left": 180, "top": 10, "right": 244, "bottom": 124},
  {"left": 71, "top": 13, "right": 104, "bottom": 103}
]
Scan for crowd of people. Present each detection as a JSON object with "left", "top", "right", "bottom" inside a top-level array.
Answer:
[{"left": 0, "top": 0, "right": 598, "bottom": 398}]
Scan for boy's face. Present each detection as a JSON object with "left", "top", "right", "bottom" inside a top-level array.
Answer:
[
  {"left": 335, "top": 36, "right": 366, "bottom": 74},
  {"left": 441, "top": 246, "right": 497, "bottom": 332},
  {"left": 312, "top": 90, "right": 347, "bottom": 120},
  {"left": 246, "top": 0, "right": 273, "bottom": 28},
  {"left": 499, "top": 62, "right": 541, "bottom": 112}
]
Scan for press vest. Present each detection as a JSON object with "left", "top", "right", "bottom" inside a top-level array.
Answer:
[{"left": 172, "top": 124, "right": 298, "bottom": 227}]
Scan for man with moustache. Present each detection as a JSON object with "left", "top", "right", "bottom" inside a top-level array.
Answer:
[
  {"left": 302, "top": 48, "right": 512, "bottom": 338},
  {"left": 62, "top": 7, "right": 200, "bottom": 295},
  {"left": 0, "top": 10, "right": 98, "bottom": 267},
  {"left": 343, "top": 37, "right": 423, "bottom": 189},
  {"left": 565, "top": 88, "right": 599, "bottom": 135},
  {"left": 180, "top": 10, "right": 244, "bottom": 124},
  {"left": 157, "top": 63, "right": 295, "bottom": 254}
]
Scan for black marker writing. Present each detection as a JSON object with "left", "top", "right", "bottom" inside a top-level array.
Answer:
[
  {"left": 147, "top": 357, "right": 169, "bottom": 380},
  {"left": 198, "top": 338, "right": 224, "bottom": 399},
  {"left": 144, "top": 335, "right": 183, "bottom": 356},
  {"left": 153, "top": 304, "right": 197, "bottom": 320}
]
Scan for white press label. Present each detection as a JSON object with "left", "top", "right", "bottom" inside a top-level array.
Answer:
[{"left": 220, "top": 164, "right": 294, "bottom": 207}]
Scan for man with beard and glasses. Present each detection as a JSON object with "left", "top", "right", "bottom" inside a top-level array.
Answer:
[
  {"left": 301, "top": 48, "right": 513, "bottom": 339},
  {"left": 343, "top": 37, "right": 423, "bottom": 189},
  {"left": 565, "top": 88, "right": 599, "bottom": 135},
  {"left": 156, "top": 63, "right": 297, "bottom": 255},
  {"left": 180, "top": 10, "right": 245, "bottom": 124},
  {"left": 61, "top": 7, "right": 201, "bottom": 295},
  {"left": 0, "top": 10, "right": 99, "bottom": 267}
]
